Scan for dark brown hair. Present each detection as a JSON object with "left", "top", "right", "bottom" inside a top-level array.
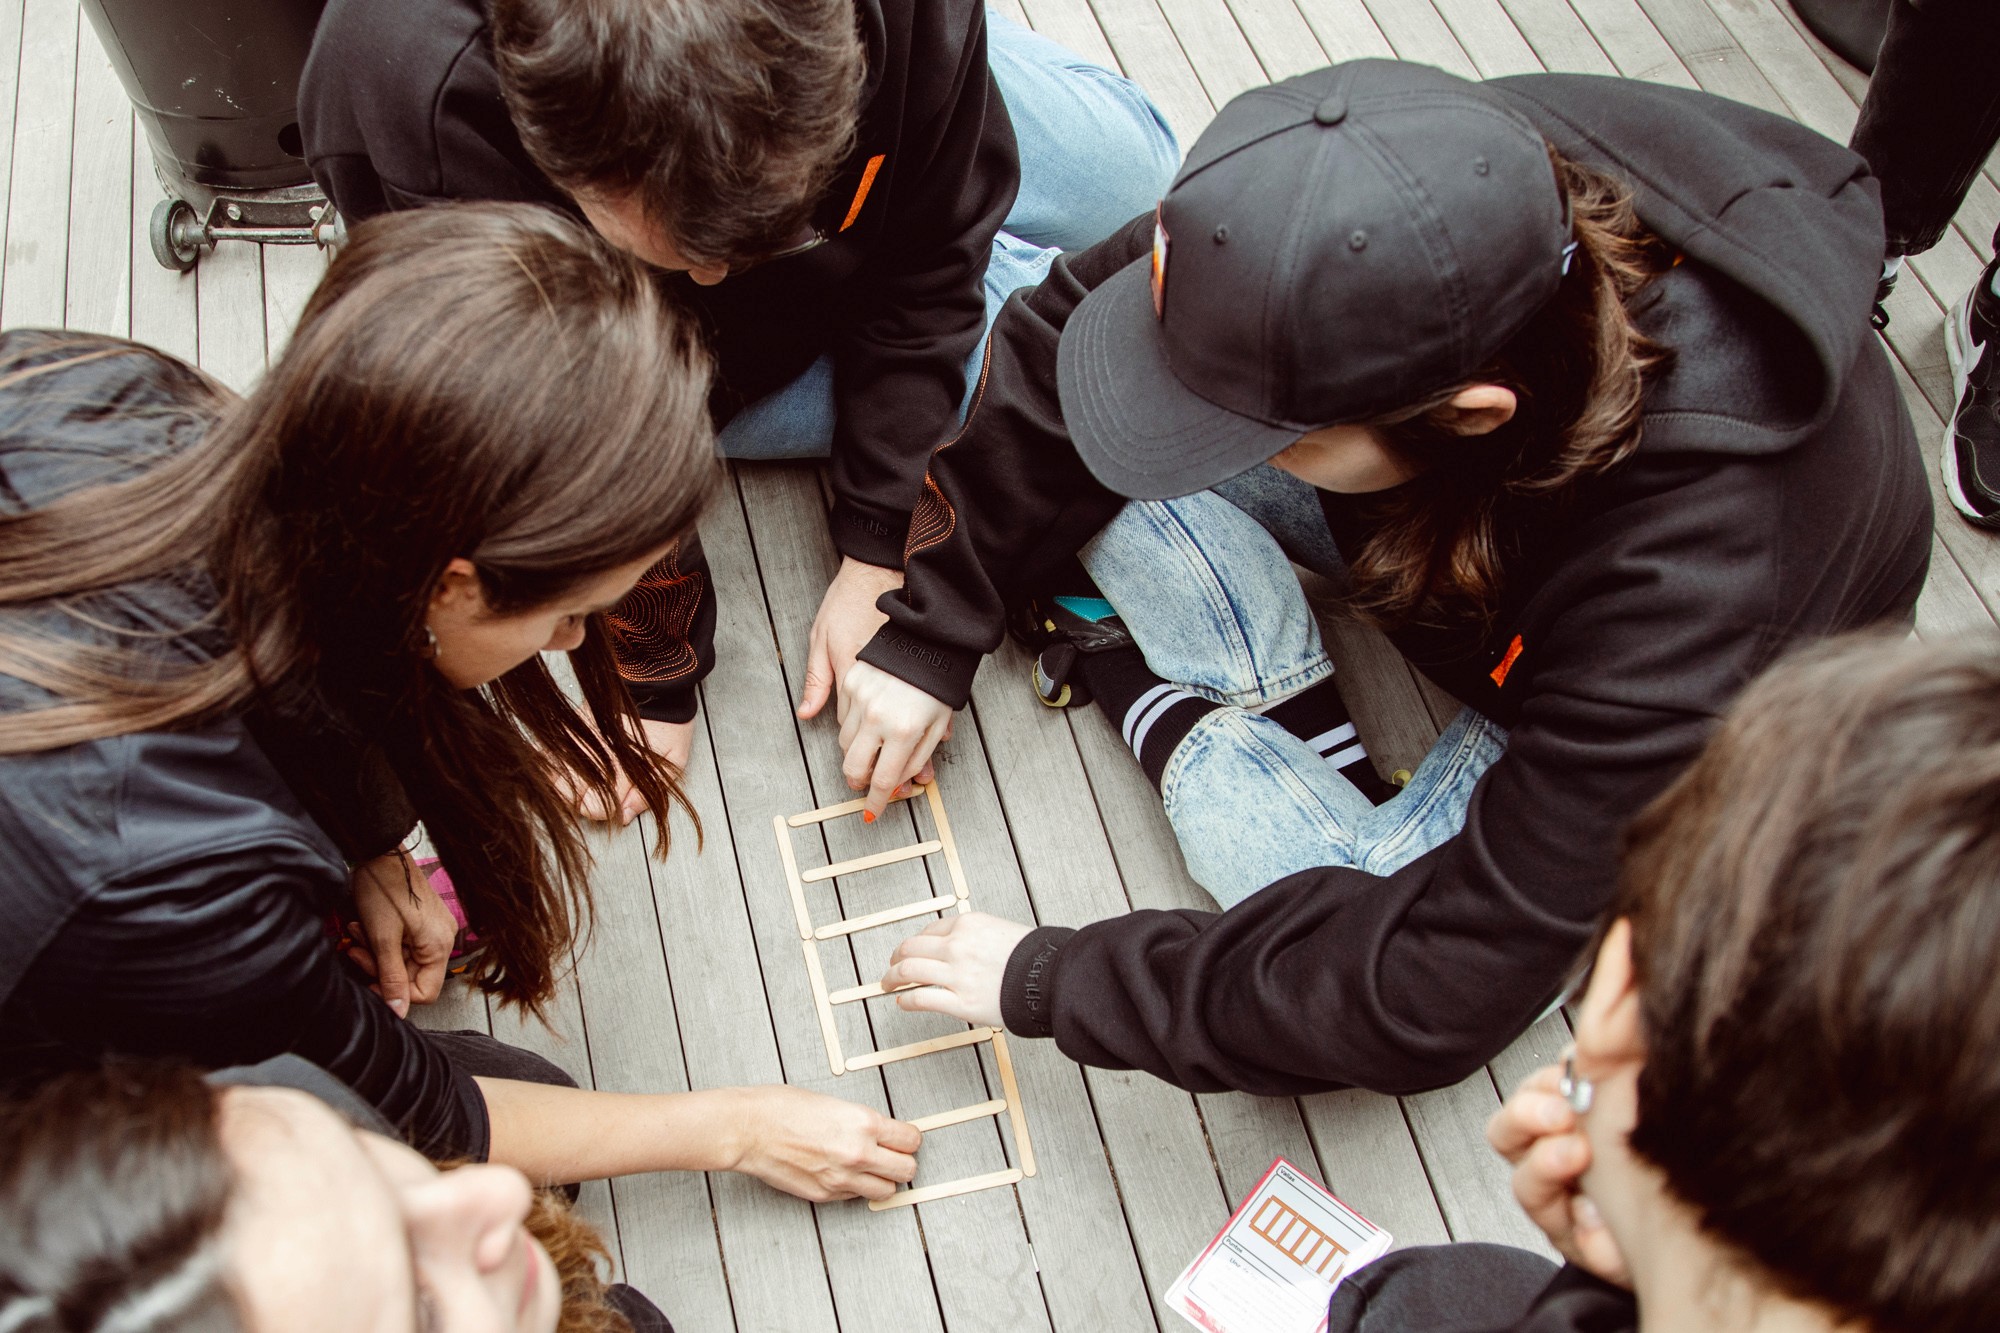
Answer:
[
  {"left": 0, "top": 1065, "right": 238, "bottom": 1331},
  {"left": 491, "top": 0, "right": 865, "bottom": 267},
  {"left": 0, "top": 1065, "right": 633, "bottom": 1333},
  {"left": 1344, "top": 148, "right": 1674, "bottom": 630},
  {"left": 0, "top": 203, "right": 721, "bottom": 1012},
  {"left": 1613, "top": 633, "right": 2000, "bottom": 1332}
]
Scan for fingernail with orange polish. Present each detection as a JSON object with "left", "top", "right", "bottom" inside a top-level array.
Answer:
[{"left": 863, "top": 811, "right": 877, "bottom": 824}]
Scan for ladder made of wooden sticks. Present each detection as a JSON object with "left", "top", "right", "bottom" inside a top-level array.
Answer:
[{"left": 773, "top": 781, "right": 1037, "bottom": 1211}]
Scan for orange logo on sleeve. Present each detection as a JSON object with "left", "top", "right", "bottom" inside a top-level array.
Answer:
[
  {"left": 839, "top": 154, "right": 887, "bottom": 232},
  {"left": 1489, "top": 634, "right": 1524, "bottom": 687},
  {"left": 1150, "top": 204, "right": 1170, "bottom": 319}
]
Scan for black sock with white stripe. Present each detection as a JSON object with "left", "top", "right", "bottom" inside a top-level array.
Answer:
[
  {"left": 1080, "top": 647, "right": 1220, "bottom": 790},
  {"left": 1260, "top": 676, "right": 1395, "bottom": 804}
]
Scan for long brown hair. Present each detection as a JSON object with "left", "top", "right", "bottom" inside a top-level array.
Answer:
[
  {"left": 0, "top": 204, "right": 721, "bottom": 1011},
  {"left": 0, "top": 1064, "right": 635, "bottom": 1333},
  {"left": 1346, "top": 148, "right": 1673, "bottom": 629},
  {"left": 1612, "top": 633, "right": 2000, "bottom": 1332}
]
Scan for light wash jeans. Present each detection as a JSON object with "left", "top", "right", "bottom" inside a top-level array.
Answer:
[
  {"left": 1080, "top": 466, "right": 1510, "bottom": 908},
  {"left": 717, "top": 10, "right": 1181, "bottom": 456}
]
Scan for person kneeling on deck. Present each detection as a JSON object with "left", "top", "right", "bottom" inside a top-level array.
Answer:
[
  {"left": 851, "top": 62, "right": 1932, "bottom": 1094},
  {"left": 300, "top": 0, "right": 1180, "bottom": 811},
  {"left": 0, "top": 205, "right": 917, "bottom": 1202},
  {"left": 1350, "top": 633, "right": 2000, "bottom": 1333}
]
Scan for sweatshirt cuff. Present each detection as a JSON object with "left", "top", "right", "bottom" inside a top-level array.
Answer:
[
  {"left": 857, "top": 622, "right": 982, "bottom": 710},
  {"left": 1001, "top": 926, "right": 1077, "bottom": 1039},
  {"left": 627, "top": 679, "right": 699, "bottom": 725},
  {"left": 830, "top": 498, "right": 911, "bottom": 570}
]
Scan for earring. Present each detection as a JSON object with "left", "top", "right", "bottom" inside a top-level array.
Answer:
[
  {"left": 421, "top": 625, "right": 439, "bottom": 661},
  {"left": 1559, "top": 1050, "right": 1595, "bottom": 1115}
]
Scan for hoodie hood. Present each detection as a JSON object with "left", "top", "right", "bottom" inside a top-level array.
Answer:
[{"left": 1492, "top": 74, "right": 1885, "bottom": 457}]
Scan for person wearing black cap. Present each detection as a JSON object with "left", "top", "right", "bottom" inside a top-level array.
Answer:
[{"left": 845, "top": 61, "right": 1932, "bottom": 1095}]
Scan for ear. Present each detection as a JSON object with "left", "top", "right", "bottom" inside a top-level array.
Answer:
[
  {"left": 1442, "top": 383, "right": 1518, "bottom": 437},
  {"left": 1574, "top": 917, "right": 1646, "bottom": 1075},
  {"left": 428, "top": 557, "right": 485, "bottom": 617}
]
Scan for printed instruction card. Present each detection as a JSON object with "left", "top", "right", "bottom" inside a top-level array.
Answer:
[{"left": 1166, "top": 1157, "right": 1391, "bottom": 1333}]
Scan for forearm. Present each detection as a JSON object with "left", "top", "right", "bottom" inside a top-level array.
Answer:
[
  {"left": 859, "top": 248, "right": 1135, "bottom": 706},
  {"left": 475, "top": 1078, "right": 748, "bottom": 1185}
]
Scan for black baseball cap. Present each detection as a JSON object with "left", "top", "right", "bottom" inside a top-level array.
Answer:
[{"left": 1058, "top": 61, "right": 1574, "bottom": 500}]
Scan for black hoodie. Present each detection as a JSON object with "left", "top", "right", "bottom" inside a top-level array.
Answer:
[
  {"left": 300, "top": 0, "right": 1018, "bottom": 720},
  {"left": 855, "top": 73, "right": 1932, "bottom": 1095}
]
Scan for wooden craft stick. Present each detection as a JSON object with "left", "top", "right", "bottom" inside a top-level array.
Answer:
[
  {"left": 800, "top": 839, "right": 942, "bottom": 884},
  {"left": 908, "top": 1098, "right": 1007, "bottom": 1133},
  {"left": 922, "top": 781, "right": 972, "bottom": 902},
  {"left": 867, "top": 1167, "right": 1024, "bottom": 1212},
  {"left": 814, "top": 894, "right": 955, "bottom": 941},
  {"left": 798, "top": 940, "right": 846, "bottom": 1076},
  {"left": 990, "top": 1031, "right": 1037, "bottom": 1178},
  {"left": 786, "top": 787, "right": 920, "bottom": 828},
  {"left": 843, "top": 1025, "right": 993, "bottom": 1071},
  {"left": 827, "top": 979, "right": 923, "bottom": 1005},
  {"left": 771, "top": 815, "right": 816, "bottom": 941}
]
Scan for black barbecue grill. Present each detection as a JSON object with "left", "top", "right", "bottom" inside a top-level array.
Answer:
[{"left": 82, "top": 0, "right": 341, "bottom": 271}]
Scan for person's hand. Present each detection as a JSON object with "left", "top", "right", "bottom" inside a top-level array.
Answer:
[
  {"left": 879, "top": 913, "right": 1033, "bottom": 1029},
  {"left": 573, "top": 717, "right": 695, "bottom": 825},
  {"left": 798, "top": 557, "right": 906, "bottom": 722},
  {"left": 1487, "top": 1063, "right": 1631, "bottom": 1287},
  {"left": 347, "top": 852, "right": 458, "bottom": 1018},
  {"left": 837, "top": 661, "right": 954, "bottom": 817},
  {"left": 723, "top": 1085, "right": 923, "bottom": 1203}
]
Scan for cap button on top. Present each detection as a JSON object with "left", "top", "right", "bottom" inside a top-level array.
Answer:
[{"left": 1313, "top": 94, "right": 1347, "bottom": 126}]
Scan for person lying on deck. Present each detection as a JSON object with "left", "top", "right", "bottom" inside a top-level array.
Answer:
[
  {"left": 0, "top": 1058, "right": 674, "bottom": 1333},
  {"left": 847, "top": 61, "right": 1933, "bottom": 1094},
  {"left": 1333, "top": 632, "right": 2000, "bottom": 1333},
  {"left": 0, "top": 204, "right": 918, "bottom": 1201},
  {"left": 300, "top": 0, "right": 1182, "bottom": 816}
]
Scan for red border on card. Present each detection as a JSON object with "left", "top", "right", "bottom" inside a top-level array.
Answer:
[{"left": 1175, "top": 1157, "right": 1385, "bottom": 1333}]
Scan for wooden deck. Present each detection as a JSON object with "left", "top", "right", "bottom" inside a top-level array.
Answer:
[{"left": 5, "top": 0, "right": 1996, "bottom": 1328}]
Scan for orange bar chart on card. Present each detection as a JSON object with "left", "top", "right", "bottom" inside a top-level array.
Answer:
[{"left": 1249, "top": 1195, "right": 1349, "bottom": 1277}]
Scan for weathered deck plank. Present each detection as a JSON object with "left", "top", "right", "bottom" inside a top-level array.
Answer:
[
  {"left": 1565, "top": 0, "right": 1702, "bottom": 85},
  {"left": 192, "top": 239, "right": 266, "bottom": 390},
  {"left": 697, "top": 474, "right": 955, "bottom": 1333},
  {"left": 63, "top": 22, "right": 127, "bottom": 337},
  {"left": 1496, "top": 0, "right": 1619, "bottom": 74},
  {"left": 0, "top": 0, "right": 26, "bottom": 319},
  {"left": 3, "top": 0, "right": 78, "bottom": 330},
  {"left": 127, "top": 121, "right": 197, "bottom": 363},
  {"left": 1291, "top": 0, "right": 1399, "bottom": 64}
]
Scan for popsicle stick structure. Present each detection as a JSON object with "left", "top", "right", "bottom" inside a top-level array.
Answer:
[{"left": 773, "top": 780, "right": 1036, "bottom": 1211}]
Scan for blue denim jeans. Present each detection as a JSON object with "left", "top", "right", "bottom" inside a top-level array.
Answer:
[
  {"left": 1080, "top": 468, "right": 1510, "bottom": 908},
  {"left": 717, "top": 10, "right": 1180, "bottom": 457}
]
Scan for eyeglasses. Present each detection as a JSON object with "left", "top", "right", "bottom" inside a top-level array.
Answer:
[{"left": 723, "top": 225, "right": 830, "bottom": 276}]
